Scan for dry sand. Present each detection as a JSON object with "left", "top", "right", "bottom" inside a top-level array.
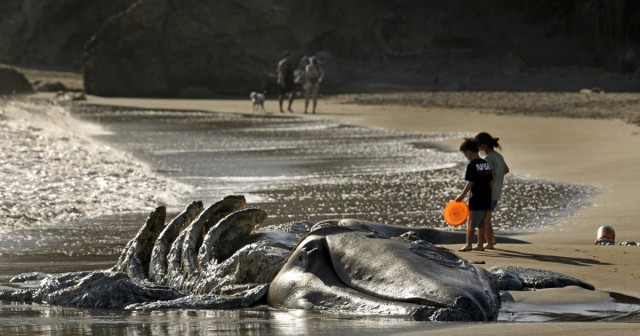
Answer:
[{"left": 84, "top": 92, "right": 640, "bottom": 334}]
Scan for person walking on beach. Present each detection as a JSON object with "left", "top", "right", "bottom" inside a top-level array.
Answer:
[
  {"left": 475, "top": 132, "right": 509, "bottom": 250},
  {"left": 277, "top": 52, "right": 295, "bottom": 113},
  {"left": 456, "top": 138, "right": 494, "bottom": 252},
  {"left": 304, "top": 56, "right": 324, "bottom": 114}
]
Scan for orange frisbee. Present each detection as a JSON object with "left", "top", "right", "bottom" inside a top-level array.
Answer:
[{"left": 443, "top": 200, "right": 469, "bottom": 226}]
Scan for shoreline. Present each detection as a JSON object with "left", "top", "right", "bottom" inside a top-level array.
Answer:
[
  {"left": 82, "top": 92, "right": 640, "bottom": 239},
  {"left": 81, "top": 93, "right": 640, "bottom": 303},
  {"left": 2, "top": 90, "right": 636, "bottom": 334}
]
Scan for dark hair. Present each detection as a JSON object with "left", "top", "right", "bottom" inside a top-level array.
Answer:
[
  {"left": 459, "top": 137, "right": 479, "bottom": 153},
  {"left": 475, "top": 132, "right": 501, "bottom": 150}
]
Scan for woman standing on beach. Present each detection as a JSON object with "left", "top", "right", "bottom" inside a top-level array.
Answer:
[
  {"left": 303, "top": 56, "right": 324, "bottom": 114},
  {"left": 475, "top": 132, "right": 509, "bottom": 249}
]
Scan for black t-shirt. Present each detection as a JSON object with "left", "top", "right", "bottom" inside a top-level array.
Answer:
[{"left": 464, "top": 158, "right": 493, "bottom": 211}]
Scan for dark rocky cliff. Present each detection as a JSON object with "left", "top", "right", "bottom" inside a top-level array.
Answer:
[
  {"left": 82, "top": 0, "right": 384, "bottom": 96},
  {"left": 1, "top": 0, "right": 639, "bottom": 96},
  {"left": 0, "top": 0, "right": 134, "bottom": 67}
]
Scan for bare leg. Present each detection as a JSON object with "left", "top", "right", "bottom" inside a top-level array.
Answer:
[
  {"left": 311, "top": 86, "right": 319, "bottom": 113},
  {"left": 467, "top": 224, "right": 474, "bottom": 246},
  {"left": 474, "top": 226, "right": 485, "bottom": 251},
  {"left": 304, "top": 89, "right": 311, "bottom": 113},
  {"left": 278, "top": 94, "right": 284, "bottom": 113},
  {"left": 287, "top": 93, "right": 294, "bottom": 112},
  {"left": 459, "top": 219, "right": 473, "bottom": 251},
  {"left": 484, "top": 211, "right": 495, "bottom": 249}
]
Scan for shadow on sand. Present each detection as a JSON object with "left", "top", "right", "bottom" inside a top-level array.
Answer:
[{"left": 486, "top": 248, "right": 611, "bottom": 267}]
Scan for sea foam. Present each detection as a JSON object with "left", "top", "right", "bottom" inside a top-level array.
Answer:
[{"left": 0, "top": 97, "right": 190, "bottom": 227}]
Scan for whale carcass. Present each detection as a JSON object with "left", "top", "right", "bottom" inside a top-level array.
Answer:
[{"left": 0, "top": 196, "right": 591, "bottom": 321}]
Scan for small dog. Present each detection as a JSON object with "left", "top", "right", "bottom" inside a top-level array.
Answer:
[{"left": 250, "top": 91, "right": 266, "bottom": 113}]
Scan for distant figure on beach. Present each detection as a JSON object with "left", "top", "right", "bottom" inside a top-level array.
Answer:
[
  {"left": 475, "top": 132, "right": 509, "bottom": 249},
  {"left": 456, "top": 138, "right": 494, "bottom": 252},
  {"left": 277, "top": 52, "right": 295, "bottom": 113},
  {"left": 304, "top": 56, "right": 324, "bottom": 114}
]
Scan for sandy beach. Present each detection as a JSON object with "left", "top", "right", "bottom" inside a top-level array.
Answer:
[
  {"left": 4, "top": 1, "right": 640, "bottom": 332},
  {"left": 82, "top": 92, "right": 640, "bottom": 334}
]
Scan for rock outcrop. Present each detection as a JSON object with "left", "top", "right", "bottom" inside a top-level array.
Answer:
[
  {"left": 2, "top": 1, "right": 639, "bottom": 96},
  {"left": 0, "top": 66, "right": 34, "bottom": 94},
  {"left": 82, "top": 0, "right": 370, "bottom": 97},
  {"left": 80, "top": 0, "right": 640, "bottom": 97},
  {"left": 0, "top": 0, "right": 133, "bottom": 67}
]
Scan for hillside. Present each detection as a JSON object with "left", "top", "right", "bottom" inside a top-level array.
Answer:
[{"left": 1, "top": 0, "right": 639, "bottom": 96}]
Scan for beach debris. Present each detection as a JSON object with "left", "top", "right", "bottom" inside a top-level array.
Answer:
[
  {"left": 579, "top": 87, "right": 605, "bottom": 94},
  {"left": 53, "top": 91, "right": 86, "bottom": 101},
  {"left": 594, "top": 225, "right": 640, "bottom": 246},
  {"left": 33, "top": 80, "right": 67, "bottom": 92},
  {"left": 596, "top": 225, "right": 615, "bottom": 242},
  {"left": 595, "top": 225, "right": 621, "bottom": 245},
  {"left": 595, "top": 238, "right": 617, "bottom": 246},
  {"left": 599, "top": 240, "right": 640, "bottom": 246},
  {"left": 488, "top": 266, "right": 595, "bottom": 291}
]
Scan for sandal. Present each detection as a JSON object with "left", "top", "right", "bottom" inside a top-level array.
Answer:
[
  {"left": 458, "top": 246, "right": 472, "bottom": 252},
  {"left": 472, "top": 246, "right": 484, "bottom": 251}
]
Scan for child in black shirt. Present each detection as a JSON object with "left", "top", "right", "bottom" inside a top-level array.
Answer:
[{"left": 455, "top": 138, "right": 494, "bottom": 252}]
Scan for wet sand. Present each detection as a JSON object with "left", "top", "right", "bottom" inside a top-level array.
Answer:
[{"left": 84, "top": 92, "right": 640, "bottom": 334}]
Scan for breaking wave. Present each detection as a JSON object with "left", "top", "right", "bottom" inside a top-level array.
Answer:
[{"left": 0, "top": 97, "right": 190, "bottom": 227}]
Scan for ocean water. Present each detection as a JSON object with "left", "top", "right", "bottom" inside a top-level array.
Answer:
[
  {"left": 0, "top": 96, "right": 613, "bottom": 334},
  {"left": 0, "top": 98, "right": 187, "bottom": 229},
  {"left": 71, "top": 102, "right": 593, "bottom": 230}
]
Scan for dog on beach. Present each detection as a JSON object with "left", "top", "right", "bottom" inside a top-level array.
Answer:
[{"left": 250, "top": 91, "right": 266, "bottom": 113}]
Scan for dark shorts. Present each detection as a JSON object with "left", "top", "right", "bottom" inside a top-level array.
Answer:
[
  {"left": 304, "top": 81, "right": 320, "bottom": 91},
  {"left": 279, "top": 81, "right": 294, "bottom": 95}
]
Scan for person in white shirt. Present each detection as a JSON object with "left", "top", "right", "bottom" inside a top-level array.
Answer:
[{"left": 475, "top": 132, "right": 509, "bottom": 250}]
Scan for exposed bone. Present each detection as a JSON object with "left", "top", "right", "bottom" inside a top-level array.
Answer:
[
  {"left": 165, "top": 195, "right": 245, "bottom": 289},
  {"left": 149, "top": 201, "right": 204, "bottom": 284},
  {"left": 192, "top": 242, "right": 289, "bottom": 294},
  {"left": 197, "top": 208, "right": 267, "bottom": 268},
  {"left": 112, "top": 206, "right": 167, "bottom": 279}
]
